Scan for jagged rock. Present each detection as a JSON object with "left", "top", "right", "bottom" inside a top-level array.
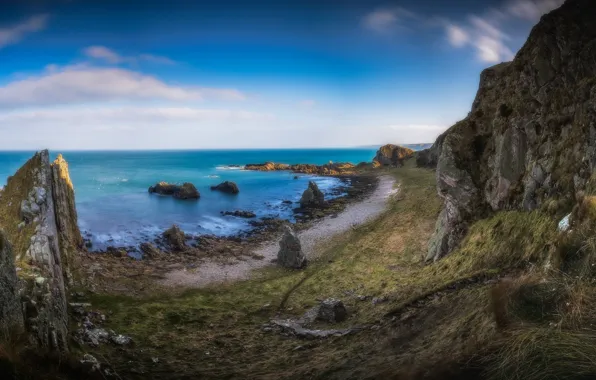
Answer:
[
  {"left": 163, "top": 225, "right": 187, "bottom": 252},
  {"left": 300, "top": 181, "right": 325, "bottom": 208},
  {"left": 316, "top": 298, "right": 347, "bottom": 323},
  {"left": 148, "top": 182, "right": 200, "bottom": 200},
  {"left": 139, "top": 242, "right": 162, "bottom": 258},
  {"left": 374, "top": 144, "right": 415, "bottom": 167},
  {"left": 245, "top": 162, "right": 356, "bottom": 175},
  {"left": 222, "top": 210, "right": 256, "bottom": 218},
  {"left": 277, "top": 225, "right": 307, "bottom": 269},
  {"left": 0, "top": 231, "right": 24, "bottom": 338},
  {"left": 80, "top": 354, "right": 101, "bottom": 372},
  {"left": 426, "top": 0, "right": 596, "bottom": 261},
  {"left": 210, "top": 181, "right": 239, "bottom": 194}
]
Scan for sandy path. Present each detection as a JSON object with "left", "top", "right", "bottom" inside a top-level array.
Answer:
[{"left": 160, "top": 175, "right": 397, "bottom": 288}]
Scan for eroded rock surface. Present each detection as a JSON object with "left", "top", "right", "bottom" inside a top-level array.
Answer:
[
  {"left": 373, "top": 144, "right": 415, "bottom": 167},
  {"left": 425, "top": 0, "right": 596, "bottom": 261},
  {"left": 300, "top": 181, "right": 325, "bottom": 208},
  {"left": 277, "top": 225, "right": 307, "bottom": 269}
]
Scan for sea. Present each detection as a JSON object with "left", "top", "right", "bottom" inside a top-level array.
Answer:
[{"left": 0, "top": 149, "right": 378, "bottom": 249}]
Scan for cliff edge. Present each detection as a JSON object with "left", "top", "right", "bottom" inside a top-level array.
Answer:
[
  {"left": 425, "top": 0, "right": 596, "bottom": 261},
  {"left": 0, "top": 150, "right": 83, "bottom": 352}
]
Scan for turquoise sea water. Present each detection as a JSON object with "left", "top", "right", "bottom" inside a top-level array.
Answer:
[{"left": 0, "top": 149, "right": 377, "bottom": 249}]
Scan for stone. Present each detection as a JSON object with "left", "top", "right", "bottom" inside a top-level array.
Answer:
[
  {"left": 210, "top": 181, "right": 240, "bottom": 194},
  {"left": 300, "top": 181, "right": 325, "bottom": 208},
  {"left": 140, "top": 242, "right": 162, "bottom": 258},
  {"left": 111, "top": 334, "right": 132, "bottom": 345},
  {"left": 163, "top": 225, "right": 187, "bottom": 252},
  {"left": 374, "top": 144, "right": 415, "bottom": 167},
  {"left": 558, "top": 213, "right": 571, "bottom": 232},
  {"left": 80, "top": 354, "right": 101, "bottom": 372},
  {"left": 277, "top": 225, "right": 307, "bottom": 269},
  {"left": 148, "top": 181, "right": 200, "bottom": 200},
  {"left": 316, "top": 298, "right": 347, "bottom": 323}
]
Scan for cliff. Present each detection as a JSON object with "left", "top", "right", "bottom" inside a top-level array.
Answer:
[
  {"left": 0, "top": 150, "right": 83, "bottom": 352},
  {"left": 425, "top": 0, "right": 596, "bottom": 261}
]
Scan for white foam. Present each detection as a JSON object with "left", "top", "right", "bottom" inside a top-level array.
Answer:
[{"left": 215, "top": 165, "right": 245, "bottom": 170}]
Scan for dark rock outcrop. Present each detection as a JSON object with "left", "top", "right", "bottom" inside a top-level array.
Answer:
[
  {"left": 210, "top": 181, "right": 239, "bottom": 194},
  {"left": 373, "top": 144, "right": 415, "bottom": 167},
  {"left": 415, "top": 134, "right": 445, "bottom": 169},
  {"left": 163, "top": 225, "right": 187, "bottom": 252},
  {"left": 221, "top": 210, "right": 256, "bottom": 218},
  {"left": 316, "top": 298, "right": 347, "bottom": 323},
  {"left": 148, "top": 182, "right": 200, "bottom": 200},
  {"left": 426, "top": 0, "right": 596, "bottom": 261},
  {"left": 300, "top": 181, "right": 325, "bottom": 208},
  {"left": 140, "top": 243, "right": 162, "bottom": 258},
  {"left": 277, "top": 225, "right": 307, "bottom": 269}
]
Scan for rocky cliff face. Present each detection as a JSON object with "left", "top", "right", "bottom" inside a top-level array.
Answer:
[
  {"left": 426, "top": 0, "right": 596, "bottom": 261},
  {"left": 0, "top": 150, "right": 83, "bottom": 353},
  {"left": 374, "top": 144, "right": 415, "bottom": 167}
]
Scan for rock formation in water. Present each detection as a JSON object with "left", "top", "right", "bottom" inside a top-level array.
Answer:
[
  {"left": 244, "top": 162, "right": 356, "bottom": 176},
  {"left": 373, "top": 144, "right": 415, "bottom": 167},
  {"left": 0, "top": 150, "right": 83, "bottom": 353},
  {"left": 221, "top": 210, "right": 256, "bottom": 218},
  {"left": 148, "top": 182, "right": 200, "bottom": 200},
  {"left": 210, "top": 181, "right": 240, "bottom": 194},
  {"left": 277, "top": 225, "right": 307, "bottom": 269},
  {"left": 300, "top": 181, "right": 325, "bottom": 208},
  {"left": 423, "top": 0, "right": 596, "bottom": 261}
]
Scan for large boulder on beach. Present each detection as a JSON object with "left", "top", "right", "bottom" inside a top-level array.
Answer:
[
  {"left": 163, "top": 225, "right": 186, "bottom": 252},
  {"left": 210, "top": 181, "right": 239, "bottom": 194},
  {"left": 277, "top": 225, "right": 307, "bottom": 269},
  {"left": 374, "top": 144, "right": 415, "bottom": 167},
  {"left": 148, "top": 182, "right": 200, "bottom": 200},
  {"left": 300, "top": 181, "right": 325, "bottom": 208}
]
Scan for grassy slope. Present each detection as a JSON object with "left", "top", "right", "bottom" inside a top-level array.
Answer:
[{"left": 85, "top": 160, "right": 593, "bottom": 380}]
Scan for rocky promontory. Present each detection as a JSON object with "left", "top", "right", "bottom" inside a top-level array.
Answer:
[
  {"left": 373, "top": 144, "right": 415, "bottom": 167},
  {"left": 420, "top": 0, "right": 596, "bottom": 261},
  {"left": 244, "top": 161, "right": 356, "bottom": 175}
]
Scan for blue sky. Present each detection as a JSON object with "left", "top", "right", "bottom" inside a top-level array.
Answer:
[{"left": 0, "top": 0, "right": 564, "bottom": 149}]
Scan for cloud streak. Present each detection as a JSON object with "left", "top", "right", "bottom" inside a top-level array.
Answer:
[
  {"left": 83, "top": 46, "right": 176, "bottom": 65},
  {"left": 443, "top": 0, "right": 563, "bottom": 63},
  {"left": 0, "top": 14, "right": 49, "bottom": 49},
  {"left": 362, "top": 7, "right": 415, "bottom": 33},
  {"left": 0, "top": 64, "right": 245, "bottom": 108}
]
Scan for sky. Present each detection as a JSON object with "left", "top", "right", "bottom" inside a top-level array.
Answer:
[{"left": 0, "top": 0, "right": 565, "bottom": 150}]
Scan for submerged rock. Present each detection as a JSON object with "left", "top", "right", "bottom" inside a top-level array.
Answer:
[
  {"left": 277, "top": 225, "right": 307, "bottom": 269},
  {"left": 300, "top": 181, "right": 325, "bottom": 208},
  {"left": 210, "top": 181, "right": 240, "bottom": 194},
  {"left": 222, "top": 210, "right": 256, "bottom": 218},
  {"left": 148, "top": 182, "right": 200, "bottom": 200},
  {"left": 163, "top": 225, "right": 187, "bottom": 252}
]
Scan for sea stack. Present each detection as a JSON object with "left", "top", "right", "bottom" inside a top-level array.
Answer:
[{"left": 300, "top": 181, "right": 325, "bottom": 208}]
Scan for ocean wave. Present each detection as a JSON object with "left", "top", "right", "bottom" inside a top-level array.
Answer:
[
  {"left": 215, "top": 165, "right": 245, "bottom": 170},
  {"left": 205, "top": 175, "right": 220, "bottom": 178},
  {"left": 121, "top": 178, "right": 129, "bottom": 182}
]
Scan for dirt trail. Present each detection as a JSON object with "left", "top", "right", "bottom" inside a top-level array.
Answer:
[{"left": 160, "top": 175, "right": 397, "bottom": 288}]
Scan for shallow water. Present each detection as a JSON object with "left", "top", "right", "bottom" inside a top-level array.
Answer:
[{"left": 0, "top": 149, "right": 377, "bottom": 249}]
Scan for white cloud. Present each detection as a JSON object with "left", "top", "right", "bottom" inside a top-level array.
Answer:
[
  {"left": 362, "top": 8, "right": 415, "bottom": 33},
  {"left": 83, "top": 45, "right": 176, "bottom": 65},
  {"left": 506, "top": 0, "right": 565, "bottom": 21},
  {"left": 0, "top": 64, "right": 245, "bottom": 108},
  {"left": 446, "top": 24, "right": 469, "bottom": 47},
  {"left": 0, "top": 14, "right": 49, "bottom": 49},
  {"left": 0, "top": 106, "right": 279, "bottom": 150}
]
